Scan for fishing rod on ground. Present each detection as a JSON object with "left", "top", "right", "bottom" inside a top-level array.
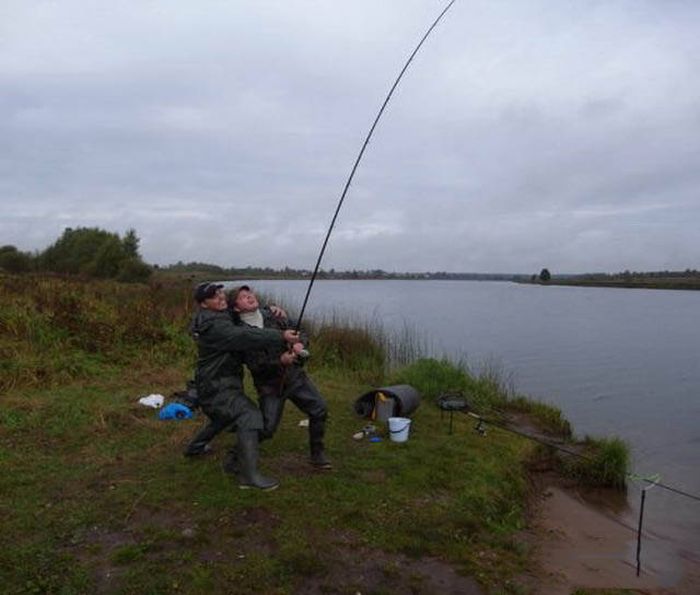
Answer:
[
  {"left": 440, "top": 396, "right": 700, "bottom": 501},
  {"left": 461, "top": 407, "right": 700, "bottom": 502}
]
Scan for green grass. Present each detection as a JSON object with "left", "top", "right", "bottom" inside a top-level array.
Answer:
[
  {"left": 505, "top": 395, "right": 573, "bottom": 437},
  {"left": 0, "top": 274, "right": 195, "bottom": 392},
  {"left": 544, "top": 276, "right": 700, "bottom": 291},
  {"left": 303, "top": 309, "right": 428, "bottom": 384},
  {"left": 560, "top": 436, "right": 630, "bottom": 489},
  {"left": 0, "top": 360, "right": 537, "bottom": 593}
]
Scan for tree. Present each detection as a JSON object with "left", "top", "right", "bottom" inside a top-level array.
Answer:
[
  {"left": 38, "top": 227, "right": 151, "bottom": 282},
  {"left": 122, "top": 228, "right": 140, "bottom": 259},
  {"left": 83, "top": 235, "right": 128, "bottom": 278},
  {"left": 0, "top": 245, "right": 34, "bottom": 273},
  {"left": 539, "top": 268, "right": 551, "bottom": 283},
  {"left": 117, "top": 257, "right": 152, "bottom": 283}
]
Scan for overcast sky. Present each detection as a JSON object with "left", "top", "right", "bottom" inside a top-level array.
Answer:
[{"left": 2, "top": 1, "right": 698, "bottom": 274}]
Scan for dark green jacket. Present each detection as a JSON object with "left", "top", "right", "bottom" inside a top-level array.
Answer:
[
  {"left": 192, "top": 308, "right": 286, "bottom": 400},
  {"left": 234, "top": 307, "right": 308, "bottom": 385}
]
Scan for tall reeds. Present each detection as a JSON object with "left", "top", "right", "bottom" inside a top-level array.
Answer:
[
  {"left": 0, "top": 274, "right": 194, "bottom": 391},
  {"left": 302, "top": 309, "right": 428, "bottom": 384},
  {"left": 2, "top": 276, "right": 433, "bottom": 391}
]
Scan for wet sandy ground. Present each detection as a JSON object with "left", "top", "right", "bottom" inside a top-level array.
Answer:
[{"left": 526, "top": 486, "right": 700, "bottom": 594}]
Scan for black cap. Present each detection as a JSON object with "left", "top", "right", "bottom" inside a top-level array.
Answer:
[
  {"left": 194, "top": 282, "right": 224, "bottom": 303},
  {"left": 227, "top": 284, "right": 251, "bottom": 303}
]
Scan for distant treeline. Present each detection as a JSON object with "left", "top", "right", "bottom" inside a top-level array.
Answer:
[
  {"left": 4, "top": 227, "right": 697, "bottom": 288},
  {"left": 159, "top": 261, "right": 528, "bottom": 282},
  {"left": 4, "top": 228, "right": 529, "bottom": 283},
  {"left": 575, "top": 269, "right": 700, "bottom": 279},
  {"left": 531, "top": 269, "right": 700, "bottom": 290},
  {"left": 1, "top": 227, "right": 151, "bottom": 283}
]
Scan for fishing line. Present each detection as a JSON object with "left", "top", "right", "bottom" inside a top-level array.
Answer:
[
  {"left": 294, "top": 0, "right": 458, "bottom": 331},
  {"left": 450, "top": 403, "right": 700, "bottom": 577},
  {"left": 461, "top": 409, "right": 700, "bottom": 502}
]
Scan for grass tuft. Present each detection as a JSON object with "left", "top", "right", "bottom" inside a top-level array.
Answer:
[
  {"left": 562, "top": 436, "right": 630, "bottom": 489},
  {"left": 506, "top": 396, "right": 572, "bottom": 438}
]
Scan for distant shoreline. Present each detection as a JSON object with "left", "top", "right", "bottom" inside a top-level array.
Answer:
[
  {"left": 525, "top": 279, "right": 700, "bottom": 291},
  {"left": 154, "top": 269, "right": 700, "bottom": 290}
]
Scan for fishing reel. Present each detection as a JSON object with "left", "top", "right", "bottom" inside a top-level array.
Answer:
[
  {"left": 473, "top": 417, "right": 487, "bottom": 436},
  {"left": 293, "top": 348, "right": 310, "bottom": 368}
]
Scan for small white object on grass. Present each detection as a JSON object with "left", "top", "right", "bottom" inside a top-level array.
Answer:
[{"left": 138, "top": 394, "right": 164, "bottom": 408}]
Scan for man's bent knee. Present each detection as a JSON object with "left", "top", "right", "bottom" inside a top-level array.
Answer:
[{"left": 236, "top": 409, "right": 264, "bottom": 433}]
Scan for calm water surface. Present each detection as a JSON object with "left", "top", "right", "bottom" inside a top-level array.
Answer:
[{"left": 234, "top": 279, "right": 700, "bottom": 576}]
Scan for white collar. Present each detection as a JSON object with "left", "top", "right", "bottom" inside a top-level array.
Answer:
[{"left": 239, "top": 309, "right": 264, "bottom": 328}]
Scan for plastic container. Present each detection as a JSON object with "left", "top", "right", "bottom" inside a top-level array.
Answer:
[
  {"left": 354, "top": 385, "right": 421, "bottom": 420},
  {"left": 388, "top": 417, "right": 412, "bottom": 443}
]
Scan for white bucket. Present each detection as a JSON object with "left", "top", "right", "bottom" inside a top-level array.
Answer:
[{"left": 388, "top": 417, "right": 412, "bottom": 443}]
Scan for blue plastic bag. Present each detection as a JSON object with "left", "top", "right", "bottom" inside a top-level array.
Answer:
[{"left": 158, "top": 403, "right": 193, "bottom": 421}]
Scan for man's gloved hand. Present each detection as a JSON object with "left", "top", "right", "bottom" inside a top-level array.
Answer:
[
  {"left": 269, "top": 305, "right": 288, "bottom": 319},
  {"left": 279, "top": 351, "right": 298, "bottom": 366},
  {"left": 282, "top": 330, "right": 301, "bottom": 344},
  {"left": 292, "top": 342, "right": 310, "bottom": 360}
]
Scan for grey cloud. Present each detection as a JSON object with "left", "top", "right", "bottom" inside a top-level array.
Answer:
[{"left": 1, "top": 0, "right": 699, "bottom": 272}]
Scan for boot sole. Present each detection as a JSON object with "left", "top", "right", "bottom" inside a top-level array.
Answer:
[
  {"left": 183, "top": 449, "right": 214, "bottom": 457},
  {"left": 238, "top": 483, "right": 279, "bottom": 491}
]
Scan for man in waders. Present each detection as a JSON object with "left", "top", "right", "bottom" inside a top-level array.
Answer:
[
  {"left": 228, "top": 285, "right": 332, "bottom": 470},
  {"left": 190, "top": 282, "right": 302, "bottom": 491}
]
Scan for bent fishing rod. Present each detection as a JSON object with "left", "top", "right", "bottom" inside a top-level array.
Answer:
[{"left": 293, "top": 0, "right": 458, "bottom": 332}]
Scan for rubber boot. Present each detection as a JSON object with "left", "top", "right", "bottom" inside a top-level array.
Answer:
[
  {"left": 236, "top": 431, "right": 279, "bottom": 491},
  {"left": 309, "top": 416, "right": 332, "bottom": 470},
  {"left": 222, "top": 444, "right": 238, "bottom": 475},
  {"left": 183, "top": 421, "right": 218, "bottom": 457}
]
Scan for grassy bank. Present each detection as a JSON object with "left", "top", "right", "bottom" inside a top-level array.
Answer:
[
  {"left": 527, "top": 276, "right": 700, "bottom": 291},
  {"left": 0, "top": 274, "right": 628, "bottom": 593}
]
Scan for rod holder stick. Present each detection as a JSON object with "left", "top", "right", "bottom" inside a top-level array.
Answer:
[{"left": 636, "top": 488, "right": 647, "bottom": 576}]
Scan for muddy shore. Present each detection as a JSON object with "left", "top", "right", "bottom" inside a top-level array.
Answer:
[{"left": 523, "top": 483, "right": 700, "bottom": 594}]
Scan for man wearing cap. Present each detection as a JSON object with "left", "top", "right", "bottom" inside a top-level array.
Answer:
[
  {"left": 228, "top": 284, "right": 331, "bottom": 470},
  {"left": 190, "top": 282, "right": 301, "bottom": 491}
]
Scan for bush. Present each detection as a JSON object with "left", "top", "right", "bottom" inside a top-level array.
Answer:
[
  {"left": 0, "top": 246, "right": 34, "bottom": 273},
  {"left": 301, "top": 310, "right": 425, "bottom": 383},
  {"left": 38, "top": 227, "right": 151, "bottom": 282},
  {"left": 0, "top": 275, "right": 194, "bottom": 391},
  {"left": 506, "top": 396, "right": 572, "bottom": 438},
  {"left": 389, "top": 358, "right": 472, "bottom": 400},
  {"left": 561, "top": 436, "right": 629, "bottom": 489},
  {"left": 117, "top": 258, "right": 153, "bottom": 283},
  {"left": 310, "top": 323, "right": 385, "bottom": 383}
]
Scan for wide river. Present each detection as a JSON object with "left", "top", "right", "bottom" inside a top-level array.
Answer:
[{"left": 232, "top": 279, "right": 699, "bottom": 579}]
